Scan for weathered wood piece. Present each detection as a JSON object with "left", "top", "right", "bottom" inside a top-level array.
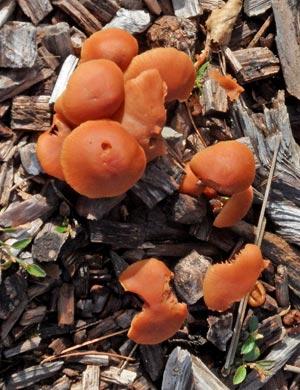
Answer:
[
  {"left": 274, "top": 265, "right": 290, "bottom": 308},
  {"left": 199, "top": 0, "right": 225, "bottom": 11},
  {"left": 174, "top": 250, "right": 211, "bottom": 304},
  {"left": 162, "top": 347, "right": 194, "bottom": 390},
  {"left": 240, "top": 334, "right": 300, "bottom": 389},
  {"left": 76, "top": 194, "right": 126, "bottom": 220},
  {"left": 256, "top": 314, "right": 285, "bottom": 352},
  {"left": 82, "top": 365, "right": 100, "bottom": 390},
  {"left": 89, "top": 220, "right": 145, "bottom": 249},
  {"left": 201, "top": 78, "right": 228, "bottom": 114},
  {"left": 5, "top": 361, "right": 64, "bottom": 390},
  {"left": 101, "top": 366, "right": 137, "bottom": 386},
  {"left": 168, "top": 193, "right": 207, "bottom": 224},
  {"left": 40, "top": 22, "right": 74, "bottom": 62},
  {"left": 0, "top": 55, "right": 54, "bottom": 103},
  {"left": 66, "top": 354, "right": 109, "bottom": 366},
  {"left": 0, "top": 273, "right": 27, "bottom": 321},
  {"left": 144, "top": 241, "right": 220, "bottom": 258},
  {"left": 52, "top": 0, "right": 102, "bottom": 36},
  {"left": 103, "top": 8, "right": 151, "bottom": 34},
  {"left": 0, "top": 22, "right": 37, "bottom": 68},
  {"left": 17, "top": 0, "right": 53, "bottom": 25},
  {"left": 1, "top": 297, "right": 29, "bottom": 341},
  {"left": 272, "top": 0, "right": 300, "bottom": 99},
  {"left": 80, "top": 0, "right": 120, "bottom": 23},
  {"left": 19, "top": 142, "right": 43, "bottom": 175},
  {"left": 10, "top": 95, "right": 51, "bottom": 131},
  {"left": 244, "top": 0, "right": 271, "bottom": 16},
  {"left": 131, "top": 156, "right": 184, "bottom": 208},
  {"left": 4, "top": 336, "right": 42, "bottom": 358},
  {"left": 232, "top": 47, "right": 280, "bottom": 83},
  {"left": 0, "top": 194, "right": 56, "bottom": 228},
  {"left": 207, "top": 313, "right": 233, "bottom": 351},
  {"left": 57, "top": 283, "right": 75, "bottom": 326},
  {"left": 19, "top": 305, "right": 47, "bottom": 326},
  {"left": 172, "top": 0, "right": 203, "bottom": 18},
  {"left": 191, "top": 354, "right": 231, "bottom": 390},
  {"left": 32, "top": 221, "right": 70, "bottom": 262},
  {"left": 139, "top": 344, "right": 165, "bottom": 382},
  {"left": 0, "top": 0, "right": 16, "bottom": 29},
  {"left": 144, "top": 0, "right": 162, "bottom": 14}
]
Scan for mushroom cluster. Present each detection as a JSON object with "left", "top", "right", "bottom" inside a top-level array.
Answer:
[
  {"left": 179, "top": 140, "right": 256, "bottom": 228},
  {"left": 119, "top": 258, "right": 187, "bottom": 345},
  {"left": 36, "top": 28, "right": 196, "bottom": 198}
]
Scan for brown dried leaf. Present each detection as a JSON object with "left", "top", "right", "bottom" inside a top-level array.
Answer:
[{"left": 206, "top": 0, "right": 242, "bottom": 46}]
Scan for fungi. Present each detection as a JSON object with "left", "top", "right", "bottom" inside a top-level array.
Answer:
[
  {"left": 203, "top": 244, "right": 269, "bottom": 312},
  {"left": 60, "top": 120, "right": 146, "bottom": 198},
  {"left": 80, "top": 28, "right": 139, "bottom": 71},
  {"left": 36, "top": 114, "right": 72, "bottom": 181},
  {"left": 178, "top": 162, "right": 205, "bottom": 197},
  {"left": 119, "top": 258, "right": 188, "bottom": 344},
  {"left": 54, "top": 59, "right": 124, "bottom": 126},
  {"left": 189, "top": 140, "right": 256, "bottom": 195},
  {"left": 113, "top": 68, "right": 167, "bottom": 160},
  {"left": 124, "top": 47, "right": 196, "bottom": 102},
  {"left": 213, "top": 186, "right": 254, "bottom": 228}
]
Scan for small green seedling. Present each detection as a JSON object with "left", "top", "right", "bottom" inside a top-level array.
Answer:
[
  {"left": 0, "top": 228, "right": 46, "bottom": 278},
  {"left": 233, "top": 315, "right": 274, "bottom": 385},
  {"left": 195, "top": 61, "right": 209, "bottom": 92}
]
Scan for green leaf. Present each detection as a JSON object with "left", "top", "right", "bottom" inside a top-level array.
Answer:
[
  {"left": 55, "top": 226, "right": 68, "bottom": 234},
  {"left": 195, "top": 61, "right": 209, "bottom": 90},
  {"left": 233, "top": 365, "right": 247, "bottom": 385},
  {"left": 12, "top": 238, "right": 32, "bottom": 250},
  {"left": 248, "top": 315, "right": 259, "bottom": 332},
  {"left": 241, "top": 336, "right": 256, "bottom": 355},
  {"left": 0, "top": 227, "right": 17, "bottom": 233},
  {"left": 25, "top": 263, "right": 46, "bottom": 278},
  {"left": 254, "top": 333, "right": 264, "bottom": 340},
  {"left": 244, "top": 345, "right": 260, "bottom": 362},
  {"left": 255, "top": 360, "right": 275, "bottom": 370}
]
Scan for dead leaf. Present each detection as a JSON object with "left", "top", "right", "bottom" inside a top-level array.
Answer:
[
  {"left": 206, "top": 0, "right": 242, "bottom": 47},
  {"left": 209, "top": 68, "right": 244, "bottom": 101}
]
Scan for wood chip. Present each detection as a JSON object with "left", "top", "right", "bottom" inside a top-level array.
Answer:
[
  {"left": 80, "top": 0, "right": 120, "bottom": 24},
  {"left": 0, "top": 0, "right": 16, "bottom": 29},
  {"left": 162, "top": 347, "right": 194, "bottom": 390},
  {"left": 103, "top": 8, "right": 151, "bottom": 34},
  {"left": 0, "top": 21, "right": 37, "bottom": 68},
  {"left": 40, "top": 22, "right": 75, "bottom": 62},
  {"left": 172, "top": 0, "right": 203, "bottom": 18},
  {"left": 207, "top": 313, "right": 233, "bottom": 351},
  {"left": 244, "top": 0, "right": 271, "bottom": 16},
  {"left": 4, "top": 336, "right": 42, "bottom": 358},
  {"left": 17, "top": 0, "right": 53, "bottom": 25},
  {"left": 82, "top": 365, "right": 100, "bottom": 390},
  {"left": 57, "top": 283, "right": 75, "bottom": 326}
]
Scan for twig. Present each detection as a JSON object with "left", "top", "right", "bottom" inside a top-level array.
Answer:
[
  {"left": 223, "top": 133, "right": 282, "bottom": 374},
  {"left": 118, "top": 343, "right": 139, "bottom": 374},
  {"left": 247, "top": 14, "right": 274, "bottom": 49}
]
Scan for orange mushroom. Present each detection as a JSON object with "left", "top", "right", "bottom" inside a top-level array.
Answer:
[
  {"left": 113, "top": 68, "right": 167, "bottom": 161},
  {"left": 124, "top": 47, "right": 196, "bottom": 102},
  {"left": 203, "top": 244, "right": 269, "bottom": 312},
  {"left": 36, "top": 114, "right": 72, "bottom": 181},
  {"left": 178, "top": 162, "right": 205, "bottom": 197},
  {"left": 54, "top": 59, "right": 124, "bottom": 126},
  {"left": 60, "top": 120, "right": 146, "bottom": 198},
  {"left": 209, "top": 69, "right": 244, "bottom": 101},
  {"left": 213, "top": 186, "right": 254, "bottom": 228},
  {"left": 119, "top": 258, "right": 188, "bottom": 344},
  {"left": 189, "top": 140, "right": 256, "bottom": 195},
  {"left": 80, "top": 28, "right": 139, "bottom": 71}
]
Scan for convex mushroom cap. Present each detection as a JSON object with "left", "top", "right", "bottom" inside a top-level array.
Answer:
[
  {"left": 189, "top": 140, "right": 256, "bottom": 195},
  {"left": 203, "top": 244, "right": 269, "bottom": 312},
  {"left": 60, "top": 120, "right": 146, "bottom": 198},
  {"left": 80, "top": 28, "right": 139, "bottom": 71},
  {"left": 119, "top": 258, "right": 188, "bottom": 344},
  {"left": 54, "top": 59, "right": 124, "bottom": 126},
  {"left": 36, "top": 114, "right": 72, "bottom": 181},
  {"left": 124, "top": 47, "right": 196, "bottom": 102}
]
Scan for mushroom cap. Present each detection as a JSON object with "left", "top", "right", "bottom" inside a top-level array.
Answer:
[
  {"left": 80, "top": 28, "right": 139, "bottom": 71},
  {"left": 36, "top": 114, "right": 72, "bottom": 181},
  {"left": 113, "top": 68, "right": 167, "bottom": 160},
  {"left": 127, "top": 300, "right": 188, "bottom": 344},
  {"left": 189, "top": 140, "right": 256, "bottom": 195},
  {"left": 56, "top": 59, "right": 124, "bottom": 126},
  {"left": 178, "top": 162, "right": 205, "bottom": 197},
  {"left": 60, "top": 120, "right": 146, "bottom": 198},
  {"left": 213, "top": 186, "right": 253, "bottom": 228},
  {"left": 120, "top": 258, "right": 188, "bottom": 344},
  {"left": 203, "top": 244, "right": 268, "bottom": 311},
  {"left": 124, "top": 47, "right": 196, "bottom": 102}
]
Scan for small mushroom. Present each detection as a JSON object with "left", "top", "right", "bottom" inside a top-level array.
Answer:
[
  {"left": 60, "top": 120, "right": 146, "bottom": 198},
  {"left": 80, "top": 28, "right": 139, "bottom": 71},
  {"left": 213, "top": 186, "right": 254, "bottom": 228},
  {"left": 203, "top": 244, "right": 269, "bottom": 312},
  {"left": 124, "top": 47, "right": 196, "bottom": 102},
  {"left": 189, "top": 140, "right": 256, "bottom": 195},
  {"left": 54, "top": 59, "right": 124, "bottom": 126},
  {"left": 178, "top": 162, "right": 205, "bottom": 197},
  {"left": 113, "top": 68, "right": 167, "bottom": 161},
  {"left": 119, "top": 258, "right": 188, "bottom": 344},
  {"left": 36, "top": 114, "right": 72, "bottom": 181}
]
